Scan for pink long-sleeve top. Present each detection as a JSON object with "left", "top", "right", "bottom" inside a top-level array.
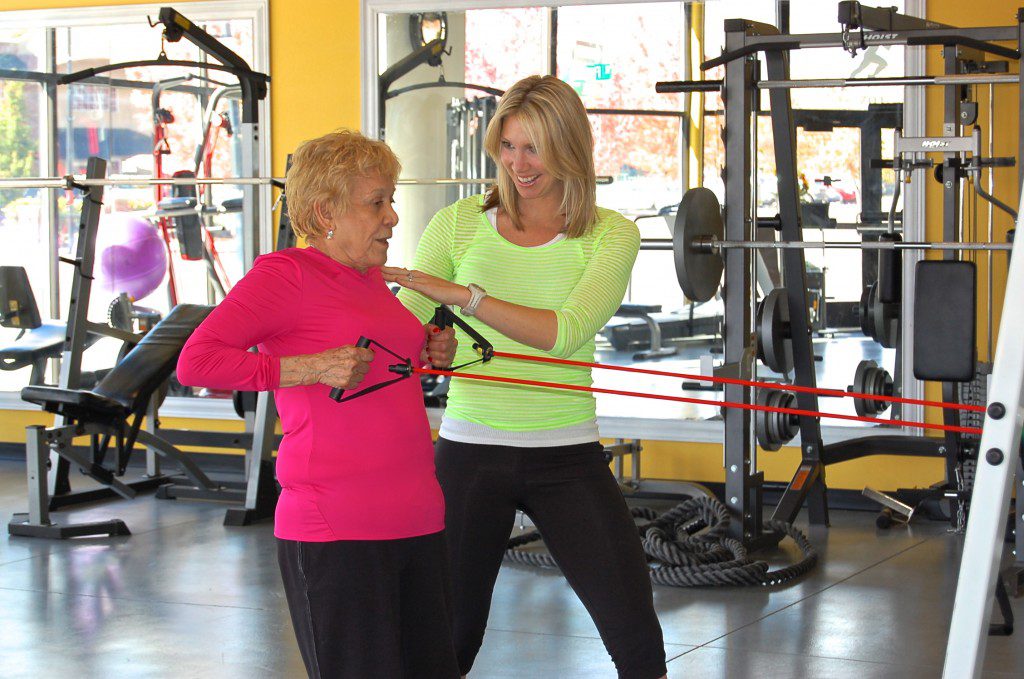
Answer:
[{"left": 176, "top": 247, "right": 444, "bottom": 541}]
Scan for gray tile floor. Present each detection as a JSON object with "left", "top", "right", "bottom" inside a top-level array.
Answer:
[{"left": 0, "top": 456, "right": 1021, "bottom": 679}]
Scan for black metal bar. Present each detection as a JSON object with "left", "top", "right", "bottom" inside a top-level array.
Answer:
[
  {"left": 378, "top": 39, "right": 446, "bottom": 139},
  {"left": 58, "top": 59, "right": 267, "bottom": 87},
  {"left": 656, "top": 79, "right": 723, "bottom": 93},
  {"left": 700, "top": 27, "right": 1018, "bottom": 54},
  {"left": 821, "top": 435, "right": 946, "bottom": 465},
  {"left": 906, "top": 36, "right": 1019, "bottom": 61},
  {"left": 702, "top": 41, "right": 800, "bottom": 71},
  {"left": 157, "top": 8, "right": 252, "bottom": 73},
  {"left": 386, "top": 81, "right": 505, "bottom": 100},
  {"left": 722, "top": 21, "right": 763, "bottom": 546},
  {"left": 838, "top": 1, "right": 949, "bottom": 31},
  {"left": 763, "top": 49, "right": 829, "bottom": 528}
]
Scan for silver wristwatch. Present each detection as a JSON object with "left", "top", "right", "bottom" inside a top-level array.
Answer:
[{"left": 460, "top": 283, "right": 487, "bottom": 316}]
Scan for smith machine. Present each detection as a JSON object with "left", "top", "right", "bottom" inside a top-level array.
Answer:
[{"left": 658, "top": 4, "right": 1024, "bottom": 673}]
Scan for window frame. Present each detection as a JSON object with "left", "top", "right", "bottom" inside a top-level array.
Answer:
[
  {"left": 0, "top": 0, "right": 271, "bottom": 418},
  {"left": 359, "top": 0, "right": 928, "bottom": 442}
]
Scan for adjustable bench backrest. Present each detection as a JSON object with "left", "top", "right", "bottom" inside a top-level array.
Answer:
[
  {"left": 0, "top": 266, "right": 42, "bottom": 330},
  {"left": 93, "top": 303, "right": 213, "bottom": 413}
]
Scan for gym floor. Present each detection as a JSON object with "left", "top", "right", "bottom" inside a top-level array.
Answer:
[{"left": 0, "top": 457, "right": 1020, "bottom": 678}]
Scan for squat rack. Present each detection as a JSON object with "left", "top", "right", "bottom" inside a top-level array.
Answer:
[
  {"left": 659, "top": 3, "right": 1024, "bottom": 675},
  {"left": 659, "top": 1, "right": 1022, "bottom": 551}
]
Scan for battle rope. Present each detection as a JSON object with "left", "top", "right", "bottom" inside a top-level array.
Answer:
[{"left": 504, "top": 495, "right": 818, "bottom": 587}]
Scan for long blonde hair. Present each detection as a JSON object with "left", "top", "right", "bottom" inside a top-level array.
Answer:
[{"left": 482, "top": 75, "right": 597, "bottom": 238}]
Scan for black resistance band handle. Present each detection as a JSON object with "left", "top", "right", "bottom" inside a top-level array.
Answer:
[
  {"left": 328, "top": 336, "right": 371, "bottom": 402},
  {"left": 432, "top": 305, "right": 451, "bottom": 330}
]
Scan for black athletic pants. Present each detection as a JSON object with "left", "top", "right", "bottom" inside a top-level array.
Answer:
[
  {"left": 435, "top": 438, "right": 668, "bottom": 679},
  {"left": 277, "top": 531, "right": 460, "bottom": 679}
]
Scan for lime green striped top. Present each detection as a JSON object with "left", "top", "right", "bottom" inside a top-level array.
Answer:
[{"left": 398, "top": 194, "right": 640, "bottom": 431}]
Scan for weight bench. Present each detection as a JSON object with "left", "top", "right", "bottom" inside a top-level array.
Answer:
[
  {"left": 8, "top": 303, "right": 226, "bottom": 539},
  {"left": 611, "top": 303, "right": 679, "bottom": 360}
]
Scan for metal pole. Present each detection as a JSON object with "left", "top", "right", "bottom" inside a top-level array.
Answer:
[
  {"left": 722, "top": 21, "right": 761, "bottom": 547},
  {"left": 942, "top": 184, "right": 1024, "bottom": 678},
  {"left": 699, "top": 239, "right": 1013, "bottom": 252},
  {"left": 764, "top": 47, "right": 829, "bottom": 529},
  {"left": 757, "top": 73, "right": 1019, "bottom": 89},
  {"left": 656, "top": 73, "right": 1020, "bottom": 94},
  {"left": 0, "top": 176, "right": 614, "bottom": 189}
]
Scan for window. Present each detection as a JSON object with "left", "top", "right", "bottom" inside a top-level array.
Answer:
[
  {"left": 364, "top": 0, "right": 924, "bottom": 431},
  {"left": 0, "top": 1, "right": 269, "bottom": 404}
]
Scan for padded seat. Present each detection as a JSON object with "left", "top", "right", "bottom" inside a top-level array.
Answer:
[
  {"left": 20, "top": 303, "right": 213, "bottom": 422},
  {"left": 20, "top": 385, "right": 126, "bottom": 422},
  {"left": 0, "top": 320, "right": 67, "bottom": 372}
]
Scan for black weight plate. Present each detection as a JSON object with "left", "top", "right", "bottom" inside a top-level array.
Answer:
[
  {"left": 673, "top": 187, "right": 724, "bottom": 303},
  {"left": 873, "top": 294, "right": 899, "bottom": 348},
  {"left": 852, "top": 359, "right": 892, "bottom": 417},
  {"left": 859, "top": 283, "right": 876, "bottom": 339},
  {"left": 755, "top": 389, "right": 798, "bottom": 451},
  {"left": 756, "top": 288, "right": 793, "bottom": 375}
]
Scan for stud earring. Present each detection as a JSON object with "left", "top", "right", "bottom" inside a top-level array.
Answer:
[{"left": 326, "top": 229, "right": 334, "bottom": 240}]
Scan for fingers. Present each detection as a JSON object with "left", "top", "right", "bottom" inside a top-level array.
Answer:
[
  {"left": 424, "top": 324, "right": 457, "bottom": 368},
  {"left": 380, "top": 267, "right": 420, "bottom": 287},
  {"left": 315, "top": 344, "right": 376, "bottom": 389},
  {"left": 351, "top": 346, "right": 375, "bottom": 363}
]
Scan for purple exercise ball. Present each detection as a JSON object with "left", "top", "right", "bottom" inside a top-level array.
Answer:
[{"left": 95, "top": 213, "right": 168, "bottom": 300}]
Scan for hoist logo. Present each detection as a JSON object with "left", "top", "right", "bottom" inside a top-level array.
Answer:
[
  {"left": 866, "top": 33, "right": 898, "bottom": 41},
  {"left": 922, "top": 140, "right": 950, "bottom": 148}
]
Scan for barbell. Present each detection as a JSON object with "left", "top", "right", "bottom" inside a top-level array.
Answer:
[
  {"left": 673, "top": 187, "right": 1013, "bottom": 303},
  {"left": 0, "top": 175, "right": 615, "bottom": 190}
]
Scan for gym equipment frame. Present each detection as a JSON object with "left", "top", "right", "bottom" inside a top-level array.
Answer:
[
  {"left": 6, "top": 159, "right": 278, "bottom": 538},
  {"left": 657, "top": 4, "right": 1024, "bottom": 560},
  {"left": 942, "top": 186, "right": 1024, "bottom": 677}
]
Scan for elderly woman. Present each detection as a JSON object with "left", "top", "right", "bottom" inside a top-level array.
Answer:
[
  {"left": 176, "top": 129, "right": 460, "bottom": 679},
  {"left": 385, "top": 76, "right": 667, "bottom": 679}
]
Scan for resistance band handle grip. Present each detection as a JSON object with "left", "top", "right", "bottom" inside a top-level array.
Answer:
[
  {"left": 431, "top": 305, "right": 451, "bottom": 330},
  {"left": 328, "top": 336, "right": 372, "bottom": 402}
]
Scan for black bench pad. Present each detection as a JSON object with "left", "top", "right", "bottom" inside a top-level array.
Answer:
[
  {"left": 21, "top": 304, "right": 213, "bottom": 420},
  {"left": 0, "top": 321, "right": 67, "bottom": 371}
]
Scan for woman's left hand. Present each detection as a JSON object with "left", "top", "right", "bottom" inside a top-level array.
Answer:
[
  {"left": 382, "top": 267, "right": 470, "bottom": 307},
  {"left": 422, "top": 323, "right": 457, "bottom": 368}
]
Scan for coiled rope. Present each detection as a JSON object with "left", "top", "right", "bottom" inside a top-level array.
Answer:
[{"left": 504, "top": 495, "right": 818, "bottom": 587}]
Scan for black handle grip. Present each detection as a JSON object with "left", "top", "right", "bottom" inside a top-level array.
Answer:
[
  {"left": 432, "top": 306, "right": 450, "bottom": 330},
  {"left": 328, "top": 336, "right": 371, "bottom": 402},
  {"left": 655, "top": 79, "right": 722, "bottom": 93}
]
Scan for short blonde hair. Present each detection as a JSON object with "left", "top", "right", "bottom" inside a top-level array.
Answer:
[
  {"left": 482, "top": 75, "right": 597, "bottom": 238},
  {"left": 286, "top": 129, "right": 401, "bottom": 241}
]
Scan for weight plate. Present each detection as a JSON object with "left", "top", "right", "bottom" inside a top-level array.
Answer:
[
  {"left": 859, "top": 282, "right": 876, "bottom": 339},
  {"left": 852, "top": 359, "right": 892, "bottom": 417},
  {"left": 872, "top": 293, "right": 899, "bottom": 348},
  {"left": 756, "top": 388, "right": 798, "bottom": 451},
  {"left": 756, "top": 288, "right": 793, "bottom": 375},
  {"left": 673, "top": 187, "right": 724, "bottom": 303}
]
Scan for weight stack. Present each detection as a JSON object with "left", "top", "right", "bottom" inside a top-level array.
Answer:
[{"left": 957, "top": 361, "right": 992, "bottom": 493}]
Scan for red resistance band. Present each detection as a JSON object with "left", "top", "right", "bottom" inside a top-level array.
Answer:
[
  {"left": 493, "top": 350, "right": 985, "bottom": 414},
  {"left": 415, "top": 364, "right": 983, "bottom": 437}
]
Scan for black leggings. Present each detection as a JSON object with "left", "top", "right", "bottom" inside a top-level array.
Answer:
[
  {"left": 435, "top": 438, "right": 667, "bottom": 679},
  {"left": 277, "top": 531, "right": 460, "bottom": 679}
]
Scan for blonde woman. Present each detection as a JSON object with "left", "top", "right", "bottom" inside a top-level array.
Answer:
[
  {"left": 385, "top": 75, "right": 667, "bottom": 679},
  {"left": 178, "top": 129, "right": 459, "bottom": 678}
]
